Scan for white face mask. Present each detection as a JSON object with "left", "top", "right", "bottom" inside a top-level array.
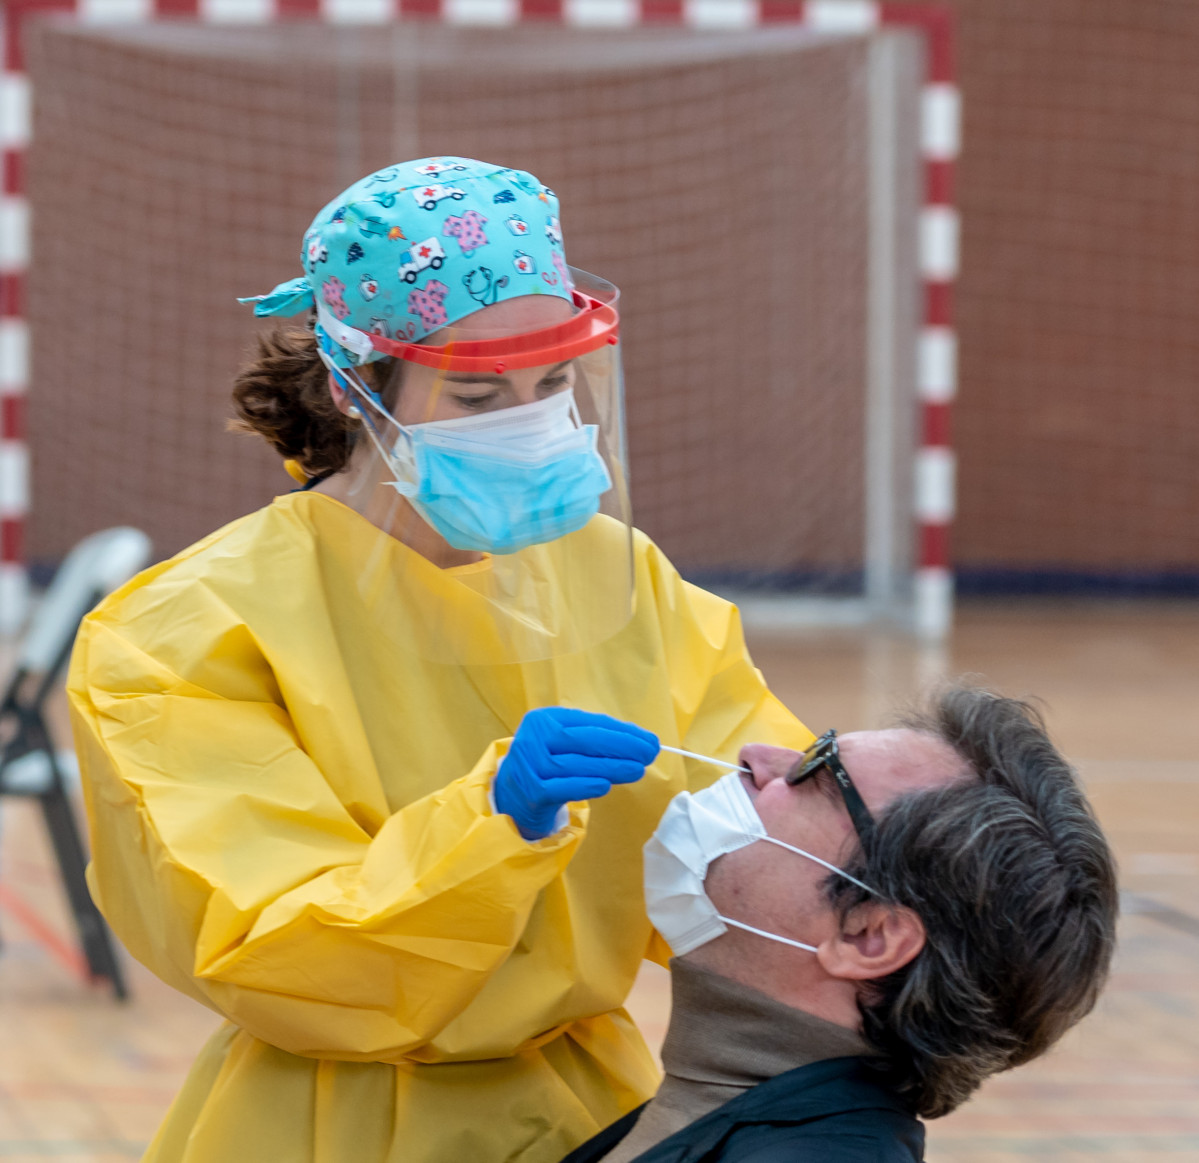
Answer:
[{"left": 643, "top": 772, "right": 878, "bottom": 957}]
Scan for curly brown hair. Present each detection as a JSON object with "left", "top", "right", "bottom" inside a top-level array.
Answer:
[{"left": 229, "top": 321, "right": 398, "bottom": 478}]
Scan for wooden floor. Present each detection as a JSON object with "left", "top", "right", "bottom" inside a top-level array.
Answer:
[{"left": 2, "top": 601, "right": 1198, "bottom": 1162}]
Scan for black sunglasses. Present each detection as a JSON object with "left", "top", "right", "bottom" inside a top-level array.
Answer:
[{"left": 784, "top": 730, "right": 875, "bottom": 842}]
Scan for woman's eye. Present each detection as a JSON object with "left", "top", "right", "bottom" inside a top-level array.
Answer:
[
  {"left": 539, "top": 376, "right": 570, "bottom": 393},
  {"left": 455, "top": 393, "right": 498, "bottom": 410}
]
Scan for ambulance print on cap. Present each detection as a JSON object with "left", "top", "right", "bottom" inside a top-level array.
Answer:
[{"left": 399, "top": 238, "right": 446, "bottom": 283}]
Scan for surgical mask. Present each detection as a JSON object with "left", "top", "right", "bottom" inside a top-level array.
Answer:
[
  {"left": 319, "top": 346, "right": 612, "bottom": 555},
  {"left": 643, "top": 771, "right": 878, "bottom": 957}
]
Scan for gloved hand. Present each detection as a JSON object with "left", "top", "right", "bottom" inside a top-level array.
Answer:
[{"left": 494, "top": 707, "right": 660, "bottom": 840}]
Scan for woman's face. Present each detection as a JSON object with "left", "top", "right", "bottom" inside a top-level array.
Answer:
[
  {"left": 391, "top": 294, "right": 578, "bottom": 425},
  {"left": 319, "top": 294, "right": 584, "bottom": 567}
]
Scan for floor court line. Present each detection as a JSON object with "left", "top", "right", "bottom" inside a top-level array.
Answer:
[
  {"left": 0, "top": 883, "right": 87, "bottom": 980},
  {"left": 927, "top": 1135, "right": 1199, "bottom": 1155},
  {"left": 0, "top": 1143, "right": 143, "bottom": 1158},
  {"left": 1122, "top": 893, "right": 1199, "bottom": 941}
]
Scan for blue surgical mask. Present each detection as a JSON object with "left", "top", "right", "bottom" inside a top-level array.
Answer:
[
  {"left": 329, "top": 359, "right": 613, "bottom": 555},
  {"left": 392, "top": 391, "right": 612, "bottom": 554}
]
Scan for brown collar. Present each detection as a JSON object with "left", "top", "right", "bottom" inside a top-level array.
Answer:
[{"left": 661, "top": 958, "right": 871, "bottom": 1088}]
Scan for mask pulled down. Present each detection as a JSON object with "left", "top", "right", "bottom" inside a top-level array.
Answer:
[{"left": 643, "top": 772, "right": 878, "bottom": 957}]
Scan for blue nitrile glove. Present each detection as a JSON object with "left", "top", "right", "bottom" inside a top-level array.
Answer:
[{"left": 494, "top": 707, "right": 660, "bottom": 840}]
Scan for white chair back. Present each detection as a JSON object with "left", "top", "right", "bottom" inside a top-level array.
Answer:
[{"left": 19, "top": 528, "right": 152, "bottom": 674}]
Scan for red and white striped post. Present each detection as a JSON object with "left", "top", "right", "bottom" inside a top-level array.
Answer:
[
  {"left": 880, "top": 3, "right": 959, "bottom": 639},
  {"left": 0, "top": 0, "right": 957, "bottom": 638},
  {"left": 0, "top": 5, "right": 33, "bottom": 635},
  {"left": 791, "top": 3, "right": 959, "bottom": 637}
]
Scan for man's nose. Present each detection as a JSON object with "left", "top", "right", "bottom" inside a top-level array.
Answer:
[{"left": 738, "top": 743, "right": 802, "bottom": 790}]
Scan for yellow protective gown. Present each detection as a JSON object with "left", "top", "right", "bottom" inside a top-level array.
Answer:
[{"left": 68, "top": 491, "right": 812, "bottom": 1163}]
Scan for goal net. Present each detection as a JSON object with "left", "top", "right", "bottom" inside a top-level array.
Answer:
[{"left": 19, "top": 13, "right": 934, "bottom": 631}]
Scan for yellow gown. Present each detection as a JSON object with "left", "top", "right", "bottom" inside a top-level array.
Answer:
[{"left": 68, "top": 490, "right": 812, "bottom": 1163}]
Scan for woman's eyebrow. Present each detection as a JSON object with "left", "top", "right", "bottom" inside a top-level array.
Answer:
[
  {"left": 443, "top": 373, "right": 507, "bottom": 386},
  {"left": 441, "top": 361, "right": 572, "bottom": 388}
]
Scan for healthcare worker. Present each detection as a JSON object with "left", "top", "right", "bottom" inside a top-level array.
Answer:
[{"left": 68, "top": 157, "right": 814, "bottom": 1163}]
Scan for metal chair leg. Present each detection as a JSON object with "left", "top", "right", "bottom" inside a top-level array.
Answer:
[{"left": 37, "top": 784, "right": 128, "bottom": 1000}]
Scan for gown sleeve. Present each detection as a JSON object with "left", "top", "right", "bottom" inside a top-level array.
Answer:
[{"left": 68, "top": 615, "right": 585, "bottom": 1065}]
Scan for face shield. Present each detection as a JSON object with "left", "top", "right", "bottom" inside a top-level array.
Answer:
[{"left": 311, "top": 268, "right": 635, "bottom": 666}]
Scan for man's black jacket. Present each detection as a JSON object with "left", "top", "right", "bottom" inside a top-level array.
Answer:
[{"left": 560, "top": 1056, "right": 925, "bottom": 1163}]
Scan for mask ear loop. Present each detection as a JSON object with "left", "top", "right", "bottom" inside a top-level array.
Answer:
[
  {"left": 316, "top": 345, "right": 418, "bottom": 496},
  {"left": 717, "top": 917, "right": 819, "bottom": 954},
  {"left": 755, "top": 835, "right": 880, "bottom": 897},
  {"left": 315, "top": 344, "right": 388, "bottom": 428},
  {"left": 715, "top": 844, "right": 878, "bottom": 956}
]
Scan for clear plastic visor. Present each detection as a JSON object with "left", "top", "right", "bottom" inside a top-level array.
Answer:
[{"left": 321, "top": 268, "right": 634, "bottom": 666}]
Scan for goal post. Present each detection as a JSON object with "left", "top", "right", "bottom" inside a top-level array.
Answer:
[{"left": 0, "top": 0, "right": 958, "bottom": 639}]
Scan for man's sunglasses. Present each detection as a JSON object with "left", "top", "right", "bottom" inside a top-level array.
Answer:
[{"left": 784, "top": 730, "right": 875, "bottom": 842}]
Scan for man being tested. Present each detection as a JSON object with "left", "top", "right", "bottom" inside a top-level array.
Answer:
[{"left": 565, "top": 686, "right": 1118, "bottom": 1162}]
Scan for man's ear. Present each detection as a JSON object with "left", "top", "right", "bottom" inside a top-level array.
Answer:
[{"left": 816, "top": 903, "right": 925, "bottom": 982}]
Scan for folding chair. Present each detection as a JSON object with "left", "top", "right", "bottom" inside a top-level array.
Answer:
[{"left": 0, "top": 527, "right": 152, "bottom": 1000}]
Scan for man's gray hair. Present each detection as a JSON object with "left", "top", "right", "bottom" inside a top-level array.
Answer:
[{"left": 826, "top": 686, "right": 1118, "bottom": 1119}]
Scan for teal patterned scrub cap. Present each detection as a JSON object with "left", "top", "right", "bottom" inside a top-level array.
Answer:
[{"left": 241, "top": 157, "right": 573, "bottom": 367}]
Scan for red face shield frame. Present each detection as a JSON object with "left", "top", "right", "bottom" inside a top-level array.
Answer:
[{"left": 367, "top": 290, "right": 619, "bottom": 373}]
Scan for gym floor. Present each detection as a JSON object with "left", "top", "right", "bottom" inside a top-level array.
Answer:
[{"left": 1, "top": 601, "right": 1196, "bottom": 1162}]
